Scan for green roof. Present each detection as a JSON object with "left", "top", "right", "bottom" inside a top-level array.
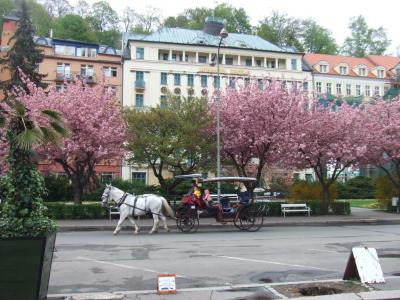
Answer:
[{"left": 125, "top": 27, "right": 298, "bottom": 54}]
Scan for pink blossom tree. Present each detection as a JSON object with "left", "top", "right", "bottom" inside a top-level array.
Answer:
[
  {"left": 14, "top": 80, "right": 126, "bottom": 204},
  {"left": 215, "top": 80, "right": 307, "bottom": 193},
  {"left": 286, "top": 99, "right": 366, "bottom": 213},
  {"left": 361, "top": 97, "right": 400, "bottom": 197}
]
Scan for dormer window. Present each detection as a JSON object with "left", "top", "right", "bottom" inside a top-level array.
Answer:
[
  {"left": 339, "top": 66, "right": 348, "bottom": 75},
  {"left": 359, "top": 67, "right": 366, "bottom": 76},
  {"left": 377, "top": 69, "right": 385, "bottom": 78},
  {"left": 320, "top": 64, "right": 328, "bottom": 73}
]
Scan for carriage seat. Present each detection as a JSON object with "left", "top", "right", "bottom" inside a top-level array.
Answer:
[
  {"left": 240, "top": 191, "right": 250, "bottom": 205},
  {"left": 220, "top": 197, "right": 235, "bottom": 213}
]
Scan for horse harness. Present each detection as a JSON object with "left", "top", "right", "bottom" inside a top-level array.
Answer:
[{"left": 115, "top": 192, "right": 164, "bottom": 217}]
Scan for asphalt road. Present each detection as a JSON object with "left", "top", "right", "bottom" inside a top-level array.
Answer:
[{"left": 48, "top": 225, "right": 400, "bottom": 295}]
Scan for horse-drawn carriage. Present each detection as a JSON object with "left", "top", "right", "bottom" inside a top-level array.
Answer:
[
  {"left": 175, "top": 176, "right": 266, "bottom": 233},
  {"left": 100, "top": 175, "right": 266, "bottom": 235}
]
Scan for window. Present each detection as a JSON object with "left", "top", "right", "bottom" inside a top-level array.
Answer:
[
  {"left": 160, "top": 95, "right": 167, "bottom": 108},
  {"left": 100, "top": 172, "right": 114, "bottom": 183},
  {"left": 161, "top": 72, "right": 168, "bottom": 85},
  {"left": 136, "top": 47, "right": 144, "bottom": 59},
  {"left": 346, "top": 84, "right": 351, "bottom": 95},
  {"left": 377, "top": 69, "right": 385, "bottom": 78},
  {"left": 229, "top": 77, "right": 235, "bottom": 88},
  {"left": 136, "top": 71, "right": 144, "bottom": 81},
  {"left": 359, "top": 67, "right": 366, "bottom": 76},
  {"left": 320, "top": 64, "right": 328, "bottom": 73},
  {"left": 336, "top": 83, "right": 342, "bottom": 95},
  {"left": 384, "top": 86, "right": 389, "bottom": 93},
  {"left": 356, "top": 84, "right": 361, "bottom": 96},
  {"left": 316, "top": 82, "right": 322, "bottom": 93},
  {"left": 244, "top": 78, "right": 250, "bottom": 86},
  {"left": 187, "top": 74, "right": 194, "bottom": 86},
  {"left": 80, "top": 64, "right": 94, "bottom": 76},
  {"left": 326, "top": 83, "right": 332, "bottom": 94},
  {"left": 258, "top": 79, "right": 264, "bottom": 90},
  {"left": 174, "top": 73, "right": 181, "bottom": 85},
  {"left": 365, "top": 85, "right": 371, "bottom": 97},
  {"left": 109, "top": 86, "right": 117, "bottom": 96},
  {"left": 305, "top": 174, "right": 313, "bottom": 183},
  {"left": 76, "top": 47, "right": 96, "bottom": 57},
  {"left": 201, "top": 75, "right": 207, "bottom": 87},
  {"left": 54, "top": 45, "right": 76, "bottom": 56},
  {"left": 375, "top": 86, "right": 380, "bottom": 96},
  {"left": 266, "top": 58, "right": 275, "bottom": 68},
  {"left": 256, "top": 59, "right": 262, "bottom": 67},
  {"left": 56, "top": 63, "right": 70, "bottom": 78},
  {"left": 132, "top": 172, "right": 146, "bottom": 184},
  {"left": 225, "top": 57, "right": 233, "bottom": 65},
  {"left": 245, "top": 58, "right": 252, "bottom": 66},
  {"left": 103, "top": 66, "right": 117, "bottom": 77},
  {"left": 303, "top": 81, "right": 308, "bottom": 91},
  {"left": 135, "top": 94, "right": 144, "bottom": 107},
  {"left": 171, "top": 53, "right": 177, "bottom": 61},
  {"left": 214, "top": 76, "right": 220, "bottom": 88},
  {"left": 291, "top": 59, "right": 297, "bottom": 71},
  {"left": 339, "top": 66, "right": 347, "bottom": 75},
  {"left": 198, "top": 55, "right": 207, "bottom": 63},
  {"left": 56, "top": 83, "right": 65, "bottom": 92},
  {"left": 162, "top": 52, "right": 169, "bottom": 61}
]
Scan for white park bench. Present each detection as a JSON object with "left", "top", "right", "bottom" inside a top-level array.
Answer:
[
  {"left": 210, "top": 194, "right": 239, "bottom": 202},
  {"left": 109, "top": 205, "right": 120, "bottom": 220},
  {"left": 281, "top": 203, "right": 311, "bottom": 218}
]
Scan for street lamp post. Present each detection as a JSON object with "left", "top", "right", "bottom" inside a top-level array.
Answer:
[{"left": 210, "top": 28, "right": 228, "bottom": 201}]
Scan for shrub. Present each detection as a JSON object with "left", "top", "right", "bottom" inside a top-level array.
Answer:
[
  {"left": 373, "top": 176, "right": 397, "bottom": 209},
  {"left": 337, "top": 176, "right": 374, "bottom": 199},
  {"left": 289, "top": 181, "right": 337, "bottom": 202},
  {"left": 45, "top": 203, "right": 108, "bottom": 219},
  {"left": 331, "top": 201, "right": 351, "bottom": 215},
  {"left": 43, "top": 174, "right": 73, "bottom": 202}
]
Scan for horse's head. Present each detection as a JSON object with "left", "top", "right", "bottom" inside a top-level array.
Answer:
[{"left": 101, "top": 184, "right": 113, "bottom": 207}]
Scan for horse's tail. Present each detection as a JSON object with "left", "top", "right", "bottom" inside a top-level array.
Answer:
[{"left": 161, "top": 197, "right": 176, "bottom": 219}]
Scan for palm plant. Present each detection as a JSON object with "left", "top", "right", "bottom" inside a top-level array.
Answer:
[{"left": 0, "top": 97, "right": 68, "bottom": 237}]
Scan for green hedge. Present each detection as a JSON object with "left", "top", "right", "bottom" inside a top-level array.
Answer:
[
  {"left": 331, "top": 201, "right": 351, "bottom": 215},
  {"left": 44, "top": 203, "right": 108, "bottom": 219}
]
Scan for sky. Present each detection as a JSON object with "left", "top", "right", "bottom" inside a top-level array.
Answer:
[{"left": 75, "top": 0, "right": 400, "bottom": 55}]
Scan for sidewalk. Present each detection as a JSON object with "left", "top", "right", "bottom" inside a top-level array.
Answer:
[{"left": 57, "top": 207, "right": 400, "bottom": 232}]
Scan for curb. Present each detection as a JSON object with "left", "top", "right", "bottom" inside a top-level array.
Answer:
[{"left": 57, "top": 218, "right": 400, "bottom": 232}]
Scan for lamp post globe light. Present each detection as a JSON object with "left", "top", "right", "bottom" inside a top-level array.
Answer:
[{"left": 210, "top": 28, "right": 228, "bottom": 201}]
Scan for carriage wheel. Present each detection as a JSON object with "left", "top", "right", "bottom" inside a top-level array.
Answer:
[
  {"left": 237, "top": 205, "right": 265, "bottom": 232},
  {"left": 176, "top": 208, "right": 199, "bottom": 233}
]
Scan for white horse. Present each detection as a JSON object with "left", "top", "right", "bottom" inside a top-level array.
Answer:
[{"left": 101, "top": 184, "right": 175, "bottom": 235}]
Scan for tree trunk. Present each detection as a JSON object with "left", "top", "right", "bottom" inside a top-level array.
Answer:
[
  {"left": 71, "top": 178, "right": 84, "bottom": 205},
  {"left": 321, "top": 184, "right": 330, "bottom": 215}
]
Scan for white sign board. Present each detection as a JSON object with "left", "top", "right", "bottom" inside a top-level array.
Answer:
[
  {"left": 157, "top": 274, "right": 176, "bottom": 294},
  {"left": 343, "top": 247, "right": 385, "bottom": 284}
]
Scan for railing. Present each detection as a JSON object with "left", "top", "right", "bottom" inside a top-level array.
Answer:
[{"left": 135, "top": 80, "right": 145, "bottom": 89}]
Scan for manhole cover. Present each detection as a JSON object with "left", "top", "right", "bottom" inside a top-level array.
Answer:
[
  {"left": 259, "top": 277, "right": 273, "bottom": 283},
  {"left": 299, "top": 286, "right": 342, "bottom": 296}
]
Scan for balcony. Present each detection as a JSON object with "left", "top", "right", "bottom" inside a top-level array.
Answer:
[
  {"left": 135, "top": 80, "right": 145, "bottom": 91},
  {"left": 55, "top": 72, "right": 72, "bottom": 81},
  {"left": 76, "top": 73, "right": 96, "bottom": 84}
]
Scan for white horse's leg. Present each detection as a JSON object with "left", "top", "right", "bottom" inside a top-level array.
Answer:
[
  {"left": 160, "top": 214, "right": 170, "bottom": 232},
  {"left": 149, "top": 214, "right": 159, "bottom": 234},
  {"left": 127, "top": 215, "right": 139, "bottom": 234},
  {"left": 114, "top": 208, "right": 128, "bottom": 235}
]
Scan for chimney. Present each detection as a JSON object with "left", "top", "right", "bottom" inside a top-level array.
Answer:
[{"left": 202, "top": 16, "right": 225, "bottom": 36}]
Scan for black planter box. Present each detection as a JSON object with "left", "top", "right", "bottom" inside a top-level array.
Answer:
[{"left": 0, "top": 232, "right": 56, "bottom": 300}]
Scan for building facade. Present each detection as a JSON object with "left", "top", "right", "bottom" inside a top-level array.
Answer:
[
  {"left": 304, "top": 53, "right": 400, "bottom": 101},
  {"left": 0, "top": 11, "right": 123, "bottom": 180},
  {"left": 121, "top": 20, "right": 313, "bottom": 183}
]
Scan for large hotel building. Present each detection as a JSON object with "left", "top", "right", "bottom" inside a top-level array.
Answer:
[{"left": 121, "top": 17, "right": 314, "bottom": 183}]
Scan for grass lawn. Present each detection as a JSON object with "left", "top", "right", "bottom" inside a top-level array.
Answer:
[{"left": 339, "top": 199, "right": 379, "bottom": 209}]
